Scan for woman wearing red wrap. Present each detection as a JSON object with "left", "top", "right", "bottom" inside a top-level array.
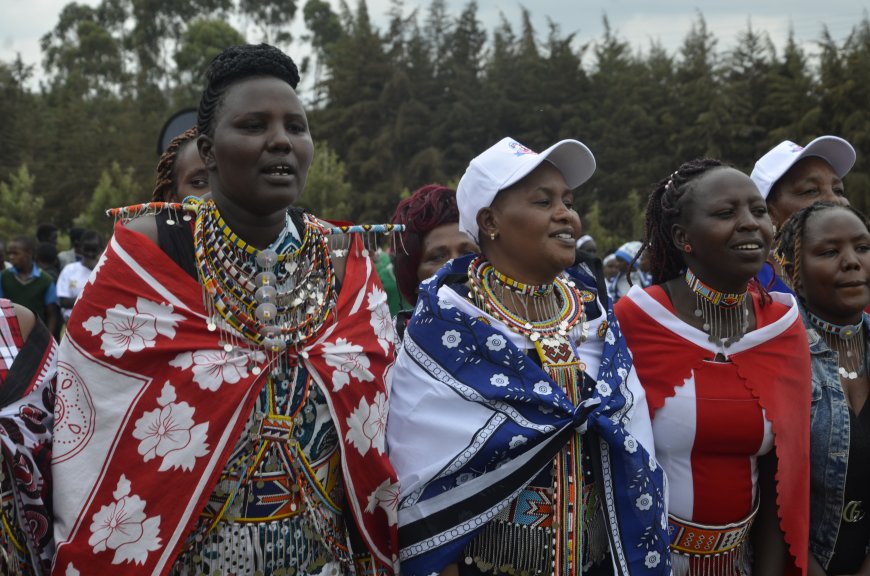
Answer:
[
  {"left": 615, "top": 159, "right": 811, "bottom": 575},
  {"left": 52, "top": 44, "right": 398, "bottom": 576}
]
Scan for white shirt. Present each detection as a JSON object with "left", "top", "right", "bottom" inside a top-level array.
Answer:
[{"left": 56, "top": 261, "right": 93, "bottom": 320}]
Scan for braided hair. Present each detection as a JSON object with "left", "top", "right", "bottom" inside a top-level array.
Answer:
[
  {"left": 639, "top": 158, "right": 724, "bottom": 285},
  {"left": 774, "top": 201, "right": 870, "bottom": 298},
  {"left": 197, "top": 44, "right": 301, "bottom": 137},
  {"left": 152, "top": 127, "right": 198, "bottom": 202},
  {"left": 390, "top": 184, "right": 462, "bottom": 304}
]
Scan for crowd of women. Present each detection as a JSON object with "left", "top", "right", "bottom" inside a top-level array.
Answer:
[{"left": 0, "top": 42, "right": 866, "bottom": 576}]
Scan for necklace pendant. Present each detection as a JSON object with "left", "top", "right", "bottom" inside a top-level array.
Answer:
[
  {"left": 207, "top": 322, "right": 217, "bottom": 332},
  {"left": 530, "top": 332, "right": 540, "bottom": 342},
  {"left": 255, "top": 248, "right": 279, "bottom": 268}
]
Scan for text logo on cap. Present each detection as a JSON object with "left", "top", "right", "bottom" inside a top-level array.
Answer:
[{"left": 509, "top": 141, "right": 536, "bottom": 156}]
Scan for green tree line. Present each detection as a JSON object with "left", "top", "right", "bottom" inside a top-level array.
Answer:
[{"left": 1, "top": 0, "right": 868, "bottom": 252}]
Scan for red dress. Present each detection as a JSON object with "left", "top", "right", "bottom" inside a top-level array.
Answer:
[{"left": 615, "top": 285, "right": 811, "bottom": 575}]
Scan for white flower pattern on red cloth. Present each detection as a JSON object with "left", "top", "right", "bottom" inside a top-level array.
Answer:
[
  {"left": 366, "top": 478, "right": 400, "bottom": 526},
  {"left": 169, "top": 349, "right": 264, "bottom": 392},
  {"left": 368, "top": 287, "right": 397, "bottom": 353},
  {"left": 132, "top": 382, "right": 210, "bottom": 472},
  {"left": 346, "top": 391, "right": 388, "bottom": 456},
  {"left": 323, "top": 338, "right": 374, "bottom": 391},
  {"left": 82, "top": 297, "right": 184, "bottom": 359},
  {"left": 88, "top": 475, "right": 161, "bottom": 565}
]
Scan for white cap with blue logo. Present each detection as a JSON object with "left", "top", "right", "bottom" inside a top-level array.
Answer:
[
  {"left": 751, "top": 136, "right": 856, "bottom": 200},
  {"left": 457, "top": 137, "right": 596, "bottom": 241}
]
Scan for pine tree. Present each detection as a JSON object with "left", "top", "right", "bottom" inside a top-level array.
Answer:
[{"left": 0, "top": 165, "right": 44, "bottom": 238}]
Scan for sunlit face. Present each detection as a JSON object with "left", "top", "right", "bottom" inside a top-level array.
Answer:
[
  {"left": 768, "top": 156, "right": 848, "bottom": 226},
  {"left": 200, "top": 76, "right": 314, "bottom": 217},
  {"left": 675, "top": 167, "right": 773, "bottom": 292},
  {"left": 173, "top": 141, "right": 209, "bottom": 201},
  {"left": 798, "top": 208, "right": 870, "bottom": 325},
  {"left": 417, "top": 223, "right": 479, "bottom": 284},
  {"left": 482, "top": 162, "right": 582, "bottom": 284}
]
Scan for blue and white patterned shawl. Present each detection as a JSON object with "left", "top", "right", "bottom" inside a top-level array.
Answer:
[{"left": 387, "top": 255, "right": 671, "bottom": 576}]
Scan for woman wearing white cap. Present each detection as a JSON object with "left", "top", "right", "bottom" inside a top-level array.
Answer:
[
  {"left": 751, "top": 136, "right": 857, "bottom": 292},
  {"left": 387, "top": 138, "right": 669, "bottom": 576}
]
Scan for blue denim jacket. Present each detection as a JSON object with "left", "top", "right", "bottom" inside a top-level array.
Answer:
[{"left": 805, "top": 306, "right": 870, "bottom": 569}]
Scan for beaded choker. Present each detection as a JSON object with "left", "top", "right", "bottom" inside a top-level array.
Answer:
[
  {"left": 467, "top": 257, "right": 586, "bottom": 343},
  {"left": 684, "top": 269, "right": 747, "bottom": 307},
  {"left": 808, "top": 311, "right": 866, "bottom": 380},
  {"left": 684, "top": 268, "right": 750, "bottom": 349},
  {"left": 490, "top": 267, "right": 554, "bottom": 298}
]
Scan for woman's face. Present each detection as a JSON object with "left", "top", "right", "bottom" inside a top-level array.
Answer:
[
  {"left": 798, "top": 208, "right": 870, "bottom": 325},
  {"left": 675, "top": 167, "right": 773, "bottom": 292},
  {"left": 174, "top": 141, "right": 209, "bottom": 201},
  {"left": 200, "top": 76, "right": 314, "bottom": 217},
  {"left": 768, "top": 156, "right": 847, "bottom": 226},
  {"left": 482, "top": 162, "right": 582, "bottom": 284},
  {"left": 417, "top": 223, "right": 479, "bottom": 284}
]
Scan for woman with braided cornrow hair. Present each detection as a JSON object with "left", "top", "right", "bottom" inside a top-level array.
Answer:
[
  {"left": 53, "top": 44, "right": 400, "bottom": 576},
  {"left": 775, "top": 201, "right": 870, "bottom": 576},
  {"left": 615, "top": 159, "right": 812, "bottom": 575},
  {"left": 151, "top": 127, "right": 209, "bottom": 202}
]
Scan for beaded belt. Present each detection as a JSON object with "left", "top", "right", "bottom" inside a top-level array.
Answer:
[
  {"left": 843, "top": 500, "right": 865, "bottom": 523},
  {"left": 668, "top": 505, "right": 758, "bottom": 556}
]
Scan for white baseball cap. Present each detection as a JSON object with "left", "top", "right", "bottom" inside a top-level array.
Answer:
[
  {"left": 457, "top": 137, "right": 596, "bottom": 241},
  {"left": 750, "top": 136, "right": 856, "bottom": 200}
]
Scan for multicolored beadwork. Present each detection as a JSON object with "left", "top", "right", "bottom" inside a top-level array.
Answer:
[{"left": 467, "top": 257, "right": 586, "bottom": 343}]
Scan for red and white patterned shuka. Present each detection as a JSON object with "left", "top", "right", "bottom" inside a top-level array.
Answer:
[
  {"left": 51, "top": 224, "right": 399, "bottom": 576},
  {"left": 615, "top": 285, "right": 811, "bottom": 576}
]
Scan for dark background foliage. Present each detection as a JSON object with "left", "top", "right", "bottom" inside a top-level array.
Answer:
[{"left": 1, "top": 0, "right": 868, "bottom": 252}]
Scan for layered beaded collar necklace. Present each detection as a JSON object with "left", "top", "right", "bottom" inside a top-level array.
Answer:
[
  {"left": 467, "top": 256, "right": 586, "bottom": 343},
  {"left": 193, "top": 198, "right": 336, "bottom": 358},
  {"left": 684, "top": 268, "right": 750, "bottom": 349},
  {"left": 808, "top": 311, "right": 866, "bottom": 380}
]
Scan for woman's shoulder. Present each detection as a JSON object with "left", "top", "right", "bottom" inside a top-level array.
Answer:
[
  {"left": 122, "top": 214, "right": 159, "bottom": 244},
  {"left": 10, "top": 302, "right": 35, "bottom": 342}
]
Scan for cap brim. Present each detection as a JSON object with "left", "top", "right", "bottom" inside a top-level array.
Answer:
[
  {"left": 797, "top": 136, "right": 856, "bottom": 178},
  {"left": 502, "top": 139, "right": 597, "bottom": 191}
]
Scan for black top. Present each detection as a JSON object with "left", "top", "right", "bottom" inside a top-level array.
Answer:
[{"left": 828, "top": 400, "right": 870, "bottom": 573}]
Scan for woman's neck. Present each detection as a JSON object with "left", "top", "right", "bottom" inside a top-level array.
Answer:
[{"left": 211, "top": 195, "right": 289, "bottom": 250}]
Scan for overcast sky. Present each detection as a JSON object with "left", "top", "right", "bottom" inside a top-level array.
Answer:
[{"left": 2, "top": 0, "right": 867, "bottom": 83}]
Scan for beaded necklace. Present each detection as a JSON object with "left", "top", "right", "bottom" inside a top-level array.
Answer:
[
  {"left": 467, "top": 257, "right": 585, "bottom": 342},
  {"left": 193, "top": 198, "right": 336, "bottom": 357},
  {"left": 808, "top": 311, "right": 866, "bottom": 380},
  {"left": 684, "top": 268, "right": 750, "bottom": 349}
]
